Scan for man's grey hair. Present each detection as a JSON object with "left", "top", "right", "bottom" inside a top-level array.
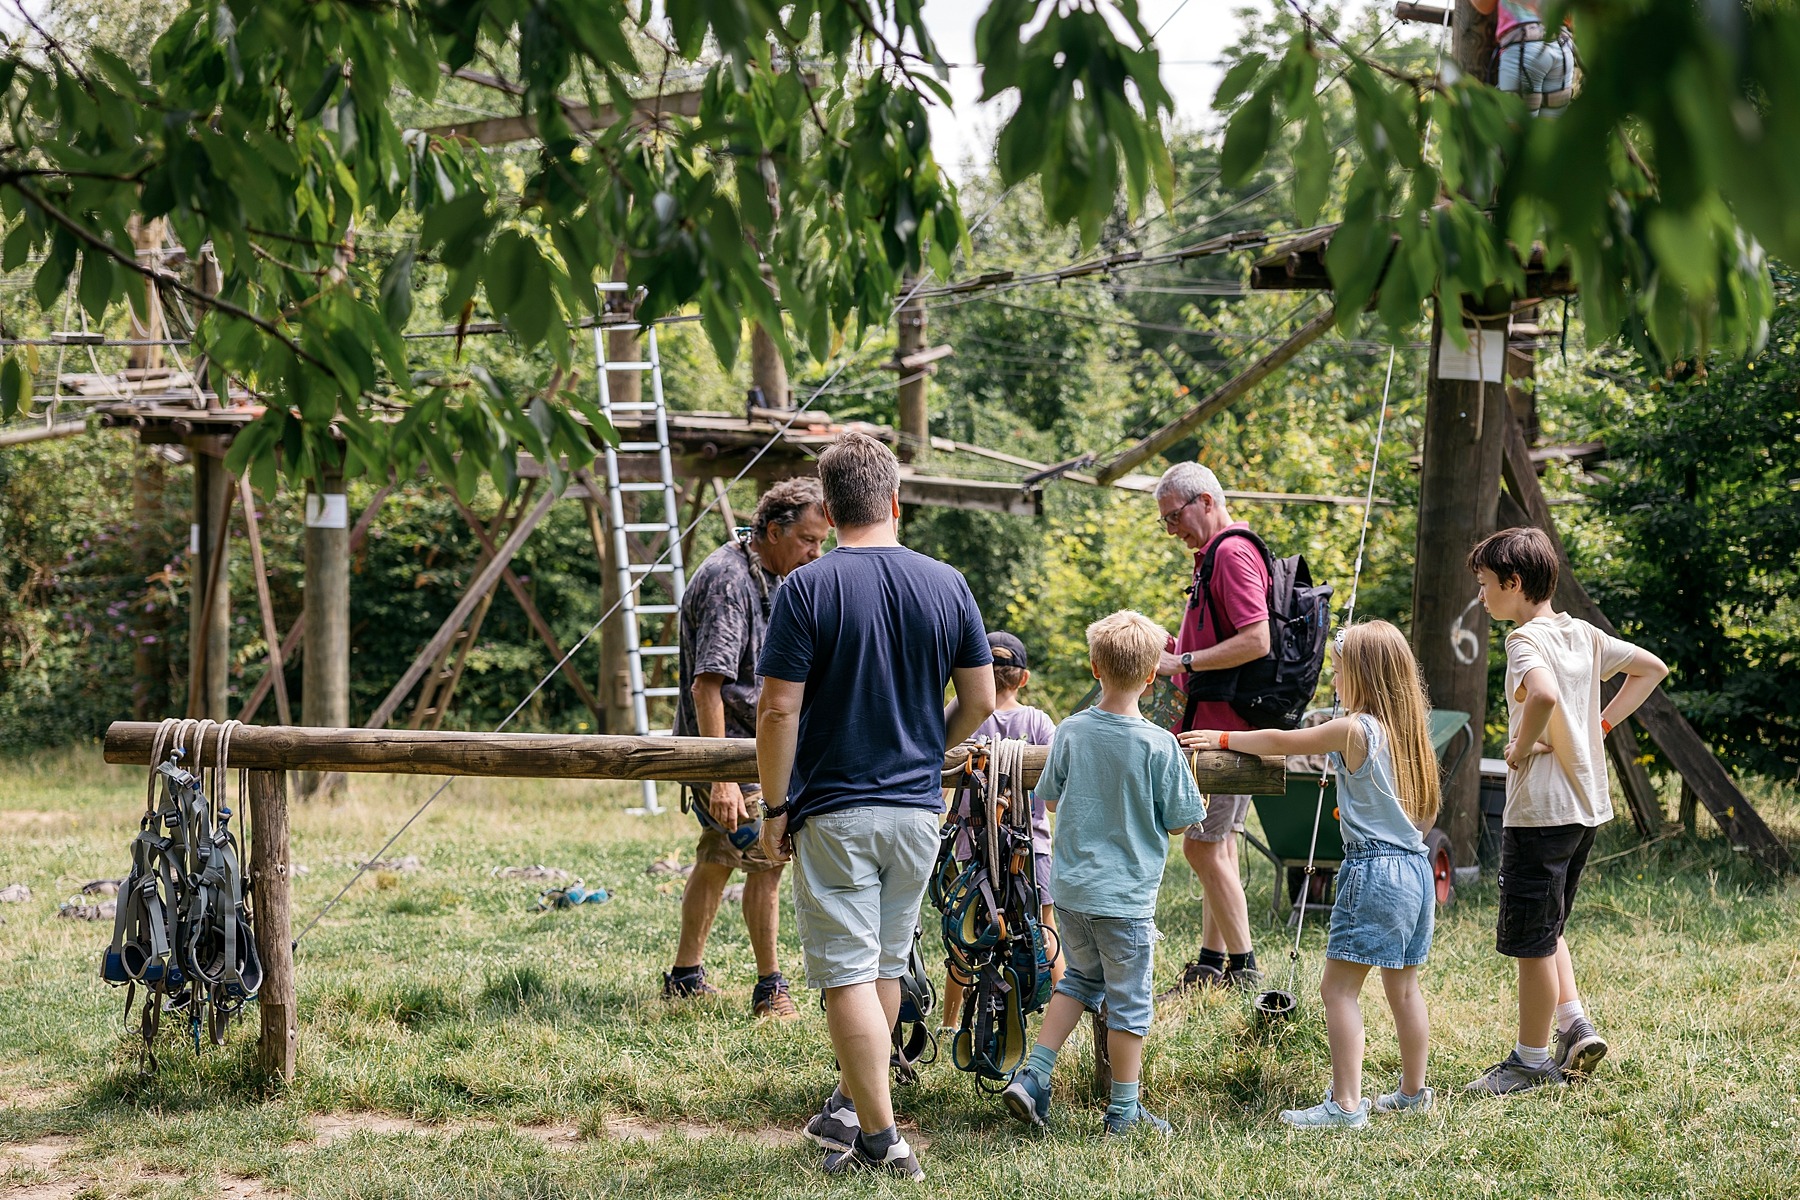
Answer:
[
  {"left": 817, "top": 431, "right": 900, "bottom": 528},
  {"left": 1155, "top": 461, "right": 1226, "bottom": 507},
  {"left": 750, "top": 476, "right": 824, "bottom": 542}
]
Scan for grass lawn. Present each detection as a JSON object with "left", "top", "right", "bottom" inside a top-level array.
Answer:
[{"left": 2, "top": 749, "right": 1798, "bottom": 1199}]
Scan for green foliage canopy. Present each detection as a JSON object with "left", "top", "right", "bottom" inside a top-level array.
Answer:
[{"left": 0, "top": 0, "right": 1176, "bottom": 491}]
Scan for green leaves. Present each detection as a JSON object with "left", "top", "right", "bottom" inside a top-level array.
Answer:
[{"left": 0, "top": 355, "right": 30, "bottom": 420}]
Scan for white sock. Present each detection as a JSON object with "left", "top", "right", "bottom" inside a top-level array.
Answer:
[
  {"left": 1515, "top": 1041, "right": 1551, "bottom": 1068},
  {"left": 1555, "top": 1000, "right": 1586, "bottom": 1034}
]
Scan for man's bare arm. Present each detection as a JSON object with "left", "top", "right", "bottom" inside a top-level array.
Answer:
[{"left": 944, "top": 665, "right": 997, "bottom": 748}]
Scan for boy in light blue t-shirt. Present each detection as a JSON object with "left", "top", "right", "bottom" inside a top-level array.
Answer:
[{"left": 1001, "top": 610, "right": 1206, "bottom": 1137}]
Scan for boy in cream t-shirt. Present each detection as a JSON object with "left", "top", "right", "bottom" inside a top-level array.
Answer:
[{"left": 1463, "top": 528, "right": 1668, "bottom": 1095}]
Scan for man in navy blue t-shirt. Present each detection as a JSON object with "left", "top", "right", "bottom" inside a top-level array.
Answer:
[{"left": 756, "top": 432, "right": 995, "bottom": 1182}]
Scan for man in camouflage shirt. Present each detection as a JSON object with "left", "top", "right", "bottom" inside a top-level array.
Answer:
[{"left": 664, "top": 477, "right": 829, "bottom": 1018}]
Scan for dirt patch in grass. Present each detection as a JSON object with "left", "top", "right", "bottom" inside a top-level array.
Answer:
[
  {"left": 311, "top": 1113, "right": 452, "bottom": 1146},
  {"left": 0, "top": 1134, "right": 77, "bottom": 1169},
  {"left": 600, "top": 1116, "right": 801, "bottom": 1148}
]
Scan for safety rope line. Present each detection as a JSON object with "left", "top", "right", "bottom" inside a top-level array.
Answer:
[{"left": 1283, "top": 345, "right": 1396, "bottom": 997}]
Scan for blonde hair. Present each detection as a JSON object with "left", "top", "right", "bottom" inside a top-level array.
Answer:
[
  {"left": 1335, "top": 620, "right": 1441, "bottom": 827},
  {"left": 1086, "top": 610, "right": 1166, "bottom": 689}
]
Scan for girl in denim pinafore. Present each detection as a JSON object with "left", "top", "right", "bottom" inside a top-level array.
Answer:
[{"left": 1180, "top": 619, "right": 1442, "bottom": 1127}]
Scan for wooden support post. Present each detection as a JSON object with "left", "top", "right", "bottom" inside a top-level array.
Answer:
[
  {"left": 1605, "top": 716, "right": 1662, "bottom": 836},
  {"left": 446, "top": 490, "right": 606, "bottom": 724},
  {"left": 896, "top": 277, "right": 928, "bottom": 463},
  {"left": 750, "top": 266, "right": 789, "bottom": 409},
  {"left": 187, "top": 447, "right": 232, "bottom": 719},
  {"left": 1410, "top": 309, "right": 1509, "bottom": 870},
  {"left": 1091, "top": 1012, "right": 1112, "bottom": 1098},
  {"left": 366, "top": 486, "right": 559, "bottom": 730},
  {"left": 1094, "top": 307, "right": 1337, "bottom": 485},
  {"left": 410, "top": 486, "right": 529, "bottom": 729},
  {"left": 248, "top": 768, "right": 296, "bottom": 1082},
  {"left": 302, "top": 463, "right": 350, "bottom": 797},
  {"left": 238, "top": 477, "right": 292, "bottom": 726},
  {"left": 240, "top": 483, "right": 393, "bottom": 724},
  {"left": 1498, "top": 411, "right": 1791, "bottom": 870},
  {"left": 132, "top": 450, "right": 169, "bottom": 721}
]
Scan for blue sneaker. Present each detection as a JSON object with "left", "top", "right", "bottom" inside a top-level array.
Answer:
[
  {"left": 1102, "top": 1103, "right": 1172, "bottom": 1137},
  {"left": 1279, "top": 1096, "right": 1371, "bottom": 1129},
  {"left": 1001, "top": 1069, "right": 1050, "bottom": 1127}
]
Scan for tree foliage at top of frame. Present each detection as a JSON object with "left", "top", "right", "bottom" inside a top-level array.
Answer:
[
  {"left": 0, "top": 0, "right": 1176, "bottom": 493},
  {"left": 1215, "top": 0, "right": 1792, "bottom": 363}
]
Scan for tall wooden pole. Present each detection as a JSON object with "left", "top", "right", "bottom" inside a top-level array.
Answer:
[
  {"left": 1407, "top": 0, "right": 1507, "bottom": 873},
  {"left": 1412, "top": 320, "right": 1509, "bottom": 870},
  {"left": 750, "top": 268, "right": 790, "bottom": 410},
  {"left": 896, "top": 277, "right": 928, "bottom": 463},
  {"left": 301, "top": 462, "right": 349, "bottom": 797},
  {"left": 187, "top": 447, "right": 231, "bottom": 719},
  {"left": 129, "top": 217, "right": 169, "bottom": 720}
]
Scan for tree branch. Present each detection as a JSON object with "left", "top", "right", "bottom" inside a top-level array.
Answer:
[{"left": 8, "top": 181, "right": 331, "bottom": 374}]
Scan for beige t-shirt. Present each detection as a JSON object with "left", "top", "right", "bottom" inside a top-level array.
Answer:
[{"left": 1503, "top": 612, "right": 1640, "bottom": 828}]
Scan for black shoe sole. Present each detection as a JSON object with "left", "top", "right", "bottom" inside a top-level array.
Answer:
[{"left": 1002, "top": 1089, "right": 1046, "bottom": 1128}]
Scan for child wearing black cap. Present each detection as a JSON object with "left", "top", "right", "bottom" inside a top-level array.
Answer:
[{"left": 940, "top": 630, "right": 1062, "bottom": 1039}]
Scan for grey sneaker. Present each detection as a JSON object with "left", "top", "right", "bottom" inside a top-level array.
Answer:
[
  {"left": 1373, "top": 1084, "right": 1436, "bottom": 1113},
  {"left": 1225, "top": 966, "right": 1264, "bottom": 992},
  {"left": 1555, "top": 1018, "right": 1608, "bottom": 1077},
  {"left": 822, "top": 1133, "right": 925, "bottom": 1182},
  {"left": 1102, "top": 1103, "right": 1173, "bottom": 1137},
  {"left": 803, "top": 1091, "right": 859, "bottom": 1150},
  {"left": 1463, "top": 1050, "right": 1565, "bottom": 1095},
  {"left": 1001, "top": 1069, "right": 1051, "bottom": 1128},
  {"left": 1280, "top": 1096, "right": 1371, "bottom": 1128}
]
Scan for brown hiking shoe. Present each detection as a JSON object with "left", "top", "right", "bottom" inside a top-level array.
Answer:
[
  {"left": 752, "top": 972, "right": 801, "bottom": 1020},
  {"left": 1156, "top": 959, "right": 1228, "bottom": 1003}
]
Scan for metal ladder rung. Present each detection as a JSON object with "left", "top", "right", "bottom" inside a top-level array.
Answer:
[
  {"left": 605, "top": 402, "right": 659, "bottom": 412},
  {"left": 600, "top": 362, "right": 654, "bottom": 372},
  {"left": 617, "top": 443, "right": 665, "bottom": 453},
  {"left": 616, "top": 482, "right": 667, "bottom": 492},
  {"left": 629, "top": 563, "right": 677, "bottom": 574},
  {"left": 642, "top": 687, "right": 681, "bottom": 699},
  {"left": 636, "top": 604, "right": 678, "bottom": 615},
  {"left": 623, "top": 521, "right": 673, "bottom": 532},
  {"left": 639, "top": 646, "right": 679, "bottom": 656}
]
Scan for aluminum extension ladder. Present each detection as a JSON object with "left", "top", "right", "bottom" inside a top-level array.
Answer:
[{"left": 593, "top": 290, "right": 687, "bottom": 814}]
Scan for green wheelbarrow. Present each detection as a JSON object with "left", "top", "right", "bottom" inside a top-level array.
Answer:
[{"left": 1244, "top": 709, "right": 1474, "bottom": 925}]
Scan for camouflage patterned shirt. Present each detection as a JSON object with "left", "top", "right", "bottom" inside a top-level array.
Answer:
[{"left": 674, "top": 538, "right": 779, "bottom": 740}]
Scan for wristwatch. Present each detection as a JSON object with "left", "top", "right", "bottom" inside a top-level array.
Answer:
[
  {"left": 1179, "top": 651, "right": 1194, "bottom": 670},
  {"left": 759, "top": 798, "right": 790, "bottom": 820}
]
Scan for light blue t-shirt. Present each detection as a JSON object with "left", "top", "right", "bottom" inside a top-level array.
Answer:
[
  {"left": 1037, "top": 707, "right": 1207, "bottom": 919},
  {"left": 1327, "top": 713, "right": 1428, "bottom": 853}
]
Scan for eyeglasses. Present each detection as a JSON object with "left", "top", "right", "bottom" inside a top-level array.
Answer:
[{"left": 1158, "top": 493, "right": 1203, "bottom": 531}]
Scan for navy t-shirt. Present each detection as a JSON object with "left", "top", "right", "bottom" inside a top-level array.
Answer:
[{"left": 755, "top": 545, "right": 992, "bottom": 830}]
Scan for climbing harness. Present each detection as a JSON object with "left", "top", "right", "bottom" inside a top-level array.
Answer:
[
  {"left": 929, "top": 737, "right": 1056, "bottom": 1092},
  {"left": 102, "top": 718, "right": 263, "bottom": 1067},
  {"left": 889, "top": 921, "right": 938, "bottom": 1085},
  {"left": 1255, "top": 348, "right": 1396, "bottom": 1027}
]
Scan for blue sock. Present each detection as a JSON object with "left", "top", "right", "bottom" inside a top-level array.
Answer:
[
  {"left": 857, "top": 1123, "right": 900, "bottom": 1158},
  {"left": 1026, "top": 1044, "right": 1058, "bottom": 1085},
  {"left": 1106, "top": 1079, "right": 1140, "bottom": 1120}
]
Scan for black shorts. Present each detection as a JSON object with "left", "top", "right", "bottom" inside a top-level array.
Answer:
[{"left": 1495, "top": 823, "right": 1597, "bottom": 958}]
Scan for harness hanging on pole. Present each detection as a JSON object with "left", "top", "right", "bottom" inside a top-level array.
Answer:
[
  {"left": 103, "top": 717, "right": 263, "bottom": 1067},
  {"left": 927, "top": 737, "right": 1056, "bottom": 1092}
]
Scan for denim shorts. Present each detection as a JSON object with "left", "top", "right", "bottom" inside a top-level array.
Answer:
[
  {"left": 792, "top": 806, "right": 938, "bottom": 990},
  {"left": 1326, "top": 843, "right": 1434, "bottom": 970},
  {"left": 1051, "top": 907, "right": 1156, "bottom": 1037}
]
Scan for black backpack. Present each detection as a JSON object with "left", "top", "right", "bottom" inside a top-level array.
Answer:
[{"left": 1181, "top": 528, "right": 1332, "bottom": 730}]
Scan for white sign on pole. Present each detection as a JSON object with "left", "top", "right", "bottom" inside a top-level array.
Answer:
[
  {"left": 305, "top": 493, "right": 349, "bottom": 529},
  {"left": 1435, "top": 325, "right": 1506, "bottom": 383}
]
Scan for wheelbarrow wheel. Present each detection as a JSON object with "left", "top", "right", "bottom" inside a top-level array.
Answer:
[{"left": 1424, "top": 828, "right": 1455, "bottom": 907}]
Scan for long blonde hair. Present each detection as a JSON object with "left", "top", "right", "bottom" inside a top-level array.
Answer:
[{"left": 1334, "top": 620, "right": 1441, "bottom": 827}]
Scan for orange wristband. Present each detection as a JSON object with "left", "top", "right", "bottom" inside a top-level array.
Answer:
[
  {"left": 1600, "top": 718, "right": 1613, "bottom": 735},
  {"left": 1220, "top": 731, "right": 1230, "bottom": 751}
]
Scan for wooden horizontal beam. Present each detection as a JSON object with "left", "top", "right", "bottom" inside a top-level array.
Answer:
[
  {"left": 101, "top": 722, "right": 1288, "bottom": 793},
  {"left": 898, "top": 473, "right": 1043, "bottom": 517},
  {"left": 0, "top": 419, "right": 90, "bottom": 448},
  {"left": 1095, "top": 308, "right": 1338, "bottom": 485},
  {"left": 420, "top": 86, "right": 706, "bottom": 147},
  {"left": 896, "top": 344, "right": 955, "bottom": 371},
  {"left": 1394, "top": 2, "right": 1451, "bottom": 24}
]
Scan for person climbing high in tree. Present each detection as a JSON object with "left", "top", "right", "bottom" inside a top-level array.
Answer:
[{"left": 1475, "top": 0, "right": 1578, "bottom": 118}]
